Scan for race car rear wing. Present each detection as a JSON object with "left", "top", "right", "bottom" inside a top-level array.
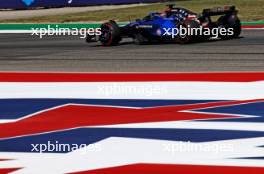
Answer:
[{"left": 202, "top": 6, "right": 237, "bottom": 16}]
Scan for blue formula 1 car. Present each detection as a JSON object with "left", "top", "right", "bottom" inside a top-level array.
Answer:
[{"left": 86, "top": 4, "right": 241, "bottom": 46}]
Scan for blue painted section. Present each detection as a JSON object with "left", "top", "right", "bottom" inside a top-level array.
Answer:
[
  {"left": 0, "top": 0, "right": 160, "bottom": 9},
  {"left": 196, "top": 101, "right": 264, "bottom": 122},
  {"left": 127, "top": 13, "right": 178, "bottom": 37},
  {"left": 0, "top": 99, "right": 220, "bottom": 119},
  {"left": 1, "top": 128, "right": 264, "bottom": 153}
]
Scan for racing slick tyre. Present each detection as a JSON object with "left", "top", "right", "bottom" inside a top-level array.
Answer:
[
  {"left": 177, "top": 19, "right": 201, "bottom": 44},
  {"left": 85, "top": 34, "right": 96, "bottom": 43},
  {"left": 100, "top": 20, "right": 122, "bottom": 46},
  {"left": 218, "top": 15, "right": 241, "bottom": 40}
]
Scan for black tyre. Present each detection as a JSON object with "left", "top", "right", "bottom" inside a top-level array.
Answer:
[
  {"left": 85, "top": 35, "right": 94, "bottom": 42},
  {"left": 177, "top": 19, "right": 201, "bottom": 44},
  {"left": 218, "top": 15, "right": 241, "bottom": 40},
  {"left": 100, "top": 20, "right": 122, "bottom": 46}
]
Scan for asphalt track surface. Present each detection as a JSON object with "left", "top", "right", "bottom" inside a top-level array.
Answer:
[{"left": 0, "top": 30, "right": 263, "bottom": 72}]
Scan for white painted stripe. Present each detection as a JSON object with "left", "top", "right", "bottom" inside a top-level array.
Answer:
[
  {"left": 0, "top": 27, "right": 262, "bottom": 34},
  {"left": 0, "top": 137, "right": 264, "bottom": 174},
  {"left": 0, "top": 119, "right": 14, "bottom": 123},
  {"left": 96, "top": 121, "right": 264, "bottom": 132},
  {"left": 0, "top": 30, "right": 32, "bottom": 34},
  {"left": 0, "top": 81, "right": 264, "bottom": 100},
  {"left": 0, "top": 30, "right": 89, "bottom": 34}
]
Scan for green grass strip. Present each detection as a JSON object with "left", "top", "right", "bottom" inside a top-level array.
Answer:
[
  {"left": 241, "top": 21, "right": 264, "bottom": 25},
  {"left": 0, "top": 22, "right": 263, "bottom": 30}
]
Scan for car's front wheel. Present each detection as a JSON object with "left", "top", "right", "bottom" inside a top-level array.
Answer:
[{"left": 100, "top": 21, "right": 122, "bottom": 46}]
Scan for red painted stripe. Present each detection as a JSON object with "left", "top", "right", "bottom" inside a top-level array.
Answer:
[
  {"left": 0, "top": 72, "right": 264, "bottom": 82},
  {"left": 242, "top": 25, "right": 264, "bottom": 29},
  {"left": 70, "top": 163, "right": 264, "bottom": 174},
  {"left": 0, "top": 99, "right": 256, "bottom": 139},
  {"left": 0, "top": 168, "right": 21, "bottom": 174}
]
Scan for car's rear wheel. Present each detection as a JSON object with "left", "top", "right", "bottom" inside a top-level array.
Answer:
[
  {"left": 100, "top": 21, "right": 122, "bottom": 46},
  {"left": 218, "top": 15, "right": 241, "bottom": 40}
]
